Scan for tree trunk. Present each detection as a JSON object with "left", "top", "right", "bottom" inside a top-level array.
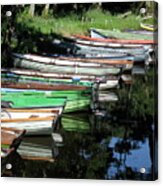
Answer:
[
  {"left": 29, "top": 4, "right": 35, "bottom": 17},
  {"left": 42, "top": 4, "right": 50, "bottom": 16}
]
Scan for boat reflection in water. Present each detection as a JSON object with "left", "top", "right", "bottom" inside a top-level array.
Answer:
[{"left": 2, "top": 69, "right": 157, "bottom": 180}]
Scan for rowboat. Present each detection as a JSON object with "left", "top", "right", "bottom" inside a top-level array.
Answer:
[
  {"left": 74, "top": 43, "right": 148, "bottom": 57},
  {"left": 1, "top": 89, "right": 91, "bottom": 113},
  {"left": 72, "top": 35, "right": 154, "bottom": 62},
  {"left": 73, "top": 34, "right": 156, "bottom": 45},
  {"left": 1, "top": 112, "right": 59, "bottom": 136},
  {"left": 51, "top": 38, "right": 149, "bottom": 60},
  {"left": 13, "top": 53, "right": 121, "bottom": 75},
  {"left": 52, "top": 39, "right": 141, "bottom": 57},
  {"left": 90, "top": 28, "right": 155, "bottom": 41},
  {"left": 140, "top": 23, "right": 157, "bottom": 32},
  {"left": 1, "top": 68, "right": 118, "bottom": 83},
  {"left": 2, "top": 69, "right": 120, "bottom": 90},
  {"left": 1, "top": 91, "right": 67, "bottom": 109},
  {"left": 1, "top": 108, "right": 62, "bottom": 135},
  {"left": 13, "top": 53, "right": 133, "bottom": 68},
  {"left": 1, "top": 108, "right": 62, "bottom": 119},
  {"left": 1, "top": 72, "right": 94, "bottom": 87}
]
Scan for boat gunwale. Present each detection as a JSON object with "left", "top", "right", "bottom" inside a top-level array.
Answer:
[{"left": 2, "top": 115, "right": 57, "bottom": 123}]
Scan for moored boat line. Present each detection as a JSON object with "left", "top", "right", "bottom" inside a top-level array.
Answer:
[{"left": 1, "top": 23, "right": 157, "bottom": 161}]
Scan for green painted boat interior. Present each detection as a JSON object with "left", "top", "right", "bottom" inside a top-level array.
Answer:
[
  {"left": 1, "top": 90, "right": 91, "bottom": 112},
  {"left": 1, "top": 93, "right": 67, "bottom": 108},
  {"left": 1, "top": 90, "right": 91, "bottom": 100}
]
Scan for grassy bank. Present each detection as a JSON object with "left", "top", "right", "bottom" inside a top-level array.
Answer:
[{"left": 17, "top": 8, "right": 142, "bottom": 36}]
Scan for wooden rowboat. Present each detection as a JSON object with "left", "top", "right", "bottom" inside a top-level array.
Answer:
[
  {"left": 51, "top": 38, "right": 148, "bottom": 60},
  {"left": 90, "top": 28, "right": 155, "bottom": 41},
  {"left": 1, "top": 112, "right": 59, "bottom": 136},
  {"left": 73, "top": 34, "right": 156, "bottom": 45},
  {"left": 2, "top": 70, "right": 120, "bottom": 90},
  {"left": 13, "top": 53, "right": 133, "bottom": 67},
  {"left": 13, "top": 53, "right": 121, "bottom": 75},
  {"left": 1, "top": 107, "right": 63, "bottom": 119},
  {"left": 1, "top": 89, "right": 91, "bottom": 113},
  {"left": 1, "top": 68, "right": 118, "bottom": 83},
  {"left": 74, "top": 43, "right": 149, "bottom": 59},
  {"left": 1, "top": 91, "right": 67, "bottom": 109}
]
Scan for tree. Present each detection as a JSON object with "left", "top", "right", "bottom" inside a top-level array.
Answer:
[
  {"left": 42, "top": 4, "right": 50, "bottom": 17},
  {"left": 29, "top": 4, "right": 35, "bottom": 17}
]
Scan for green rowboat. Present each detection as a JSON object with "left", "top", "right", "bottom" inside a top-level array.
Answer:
[
  {"left": 90, "top": 28, "right": 154, "bottom": 41},
  {"left": 1, "top": 90, "right": 91, "bottom": 113}
]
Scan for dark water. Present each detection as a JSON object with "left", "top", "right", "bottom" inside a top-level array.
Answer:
[{"left": 2, "top": 69, "right": 158, "bottom": 180}]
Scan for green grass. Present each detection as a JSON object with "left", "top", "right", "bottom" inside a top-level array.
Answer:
[{"left": 17, "top": 8, "right": 142, "bottom": 36}]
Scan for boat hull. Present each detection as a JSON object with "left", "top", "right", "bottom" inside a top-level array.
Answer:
[{"left": 13, "top": 57, "right": 121, "bottom": 75}]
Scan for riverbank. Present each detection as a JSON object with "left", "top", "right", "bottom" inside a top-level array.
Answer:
[{"left": 18, "top": 8, "right": 143, "bottom": 36}]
